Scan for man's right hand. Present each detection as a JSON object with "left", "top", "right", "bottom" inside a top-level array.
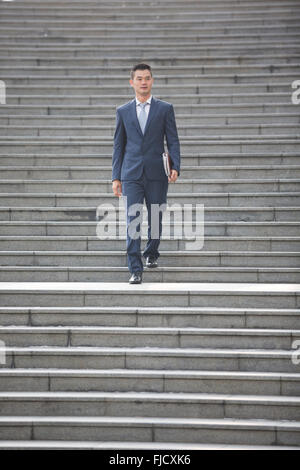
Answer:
[{"left": 112, "top": 179, "right": 122, "bottom": 197}]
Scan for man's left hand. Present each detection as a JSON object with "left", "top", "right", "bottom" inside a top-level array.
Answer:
[{"left": 168, "top": 169, "right": 178, "bottom": 183}]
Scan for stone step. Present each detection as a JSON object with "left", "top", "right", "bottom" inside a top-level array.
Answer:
[
  {"left": 2, "top": 84, "right": 297, "bottom": 95},
  {"left": 0, "top": 206, "right": 297, "bottom": 222},
  {"left": 0, "top": 15, "right": 299, "bottom": 27},
  {"left": 1, "top": 165, "right": 300, "bottom": 179},
  {"left": 7, "top": 0, "right": 299, "bottom": 3},
  {"left": 2, "top": 135, "right": 299, "bottom": 142},
  {"left": 1, "top": 266, "right": 299, "bottom": 284},
  {"left": 3, "top": 64, "right": 300, "bottom": 77},
  {"left": 1, "top": 345, "right": 299, "bottom": 372},
  {"left": 0, "top": 416, "right": 299, "bottom": 446},
  {"left": 1, "top": 94, "right": 295, "bottom": 105},
  {"left": 1, "top": 54, "right": 299, "bottom": 66},
  {"left": 1, "top": 235, "right": 299, "bottom": 252},
  {"left": 4, "top": 65, "right": 299, "bottom": 77},
  {"left": 2, "top": 34, "right": 300, "bottom": 45},
  {"left": 2, "top": 124, "right": 300, "bottom": 138},
  {"left": 1, "top": 235, "right": 300, "bottom": 252},
  {"left": 1, "top": 31, "right": 299, "bottom": 42},
  {"left": 3, "top": 0, "right": 299, "bottom": 6},
  {"left": 2, "top": 139, "right": 297, "bottom": 154},
  {"left": 1, "top": 24, "right": 299, "bottom": 38},
  {"left": 2, "top": 113, "right": 300, "bottom": 127},
  {"left": 1, "top": 97, "right": 295, "bottom": 111},
  {"left": 1, "top": 6, "right": 298, "bottom": 15},
  {"left": 0, "top": 250, "right": 299, "bottom": 268},
  {"left": 49, "top": 24, "right": 300, "bottom": 37},
  {"left": 6, "top": 78, "right": 299, "bottom": 89},
  {"left": 2, "top": 15, "right": 300, "bottom": 27},
  {"left": 1, "top": 43, "right": 299, "bottom": 54},
  {"left": 0, "top": 441, "right": 298, "bottom": 450},
  {"left": 0, "top": 152, "right": 298, "bottom": 166},
  {"left": 0, "top": 391, "right": 300, "bottom": 421},
  {"left": 1, "top": 2, "right": 299, "bottom": 14},
  {"left": 3, "top": 5, "right": 298, "bottom": 16},
  {"left": 1, "top": 58, "right": 299, "bottom": 74},
  {"left": 0, "top": 192, "right": 298, "bottom": 207},
  {"left": 0, "top": 104, "right": 298, "bottom": 116},
  {"left": 1, "top": 221, "right": 298, "bottom": 237},
  {"left": 1, "top": 45, "right": 299, "bottom": 58},
  {"left": 1, "top": 0, "right": 299, "bottom": 6},
  {"left": 0, "top": 282, "right": 298, "bottom": 308},
  {"left": 0, "top": 305, "right": 298, "bottom": 329},
  {"left": 1, "top": 179, "right": 299, "bottom": 193},
  {"left": 6, "top": 0, "right": 292, "bottom": 4},
  {"left": 0, "top": 326, "right": 299, "bottom": 350},
  {"left": 0, "top": 155, "right": 299, "bottom": 169},
  {"left": 1, "top": 15, "right": 299, "bottom": 26},
  {"left": 1, "top": 0, "right": 298, "bottom": 4},
  {"left": 0, "top": 368, "right": 298, "bottom": 395},
  {"left": 2, "top": 114, "right": 300, "bottom": 127},
  {"left": 7, "top": 13, "right": 296, "bottom": 26}
]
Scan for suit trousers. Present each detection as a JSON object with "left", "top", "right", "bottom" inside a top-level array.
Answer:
[{"left": 122, "top": 171, "right": 168, "bottom": 273}]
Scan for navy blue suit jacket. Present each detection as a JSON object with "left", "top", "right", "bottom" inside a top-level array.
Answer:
[{"left": 112, "top": 96, "right": 180, "bottom": 181}]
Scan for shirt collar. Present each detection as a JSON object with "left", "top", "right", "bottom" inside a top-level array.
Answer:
[{"left": 135, "top": 95, "right": 152, "bottom": 106}]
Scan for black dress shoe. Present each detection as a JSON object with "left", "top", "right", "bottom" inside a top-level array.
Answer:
[
  {"left": 129, "top": 272, "right": 143, "bottom": 284},
  {"left": 145, "top": 256, "right": 158, "bottom": 268}
]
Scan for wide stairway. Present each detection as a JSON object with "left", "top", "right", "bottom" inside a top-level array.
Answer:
[{"left": 0, "top": 0, "right": 300, "bottom": 450}]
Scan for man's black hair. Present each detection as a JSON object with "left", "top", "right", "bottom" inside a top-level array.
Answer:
[{"left": 130, "top": 63, "right": 152, "bottom": 80}]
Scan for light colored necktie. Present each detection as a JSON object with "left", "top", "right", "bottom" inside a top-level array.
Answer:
[{"left": 138, "top": 102, "right": 148, "bottom": 134}]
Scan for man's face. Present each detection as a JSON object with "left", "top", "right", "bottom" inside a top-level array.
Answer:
[{"left": 129, "top": 69, "right": 154, "bottom": 97}]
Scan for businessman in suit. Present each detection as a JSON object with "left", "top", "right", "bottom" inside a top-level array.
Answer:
[{"left": 112, "top": 63, "right": 180, "bottom": 284}]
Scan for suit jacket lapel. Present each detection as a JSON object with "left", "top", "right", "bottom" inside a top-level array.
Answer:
[
  {"left": 131, "top": 98, "right": 143, "bottom": 137},
  {"left": 143, "top": 96, "right": 158, "bottom": 136}
]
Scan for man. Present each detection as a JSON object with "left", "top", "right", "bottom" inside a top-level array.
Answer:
[{"left": 112, "top": 63, "right": 180, "bottom": 284}]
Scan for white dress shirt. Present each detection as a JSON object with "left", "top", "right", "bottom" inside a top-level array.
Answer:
[{"left": 135, "top": 95, "right": 152, "bottom": 118}]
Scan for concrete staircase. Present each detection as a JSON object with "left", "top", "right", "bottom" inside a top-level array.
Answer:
[{"left": 0, "top": 0, "right": 299, "bottom": 450}]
